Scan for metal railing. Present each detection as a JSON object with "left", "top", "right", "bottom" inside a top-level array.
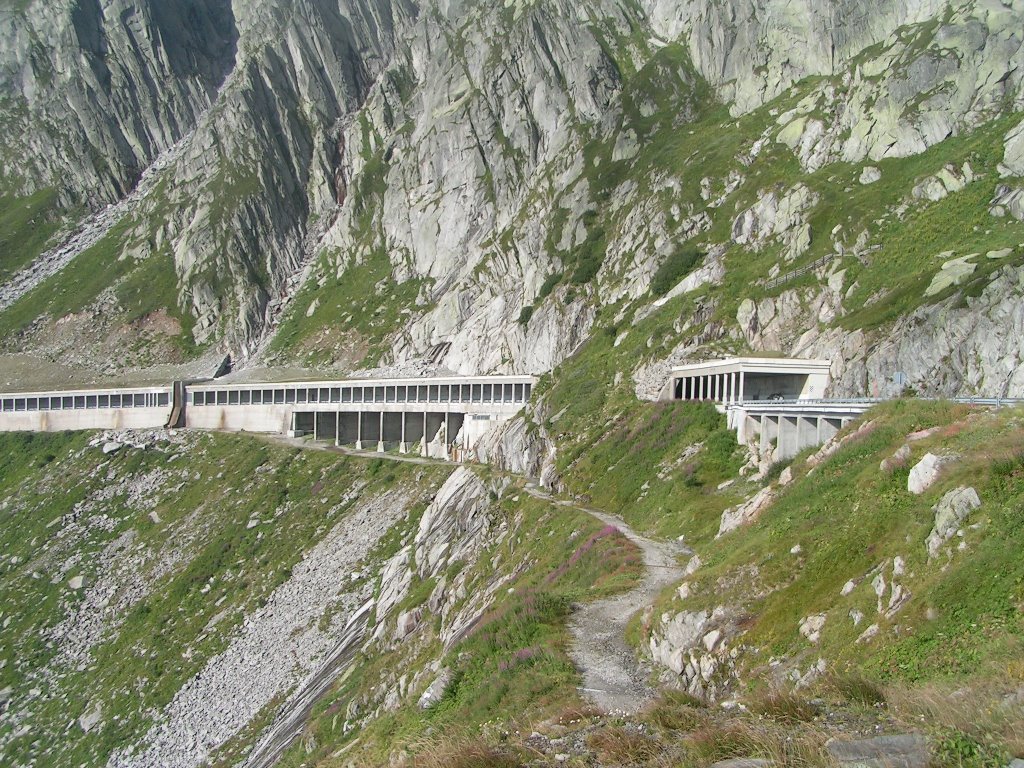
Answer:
[{"left": 763, "top": 254, "right": 834, "bottom": 290}]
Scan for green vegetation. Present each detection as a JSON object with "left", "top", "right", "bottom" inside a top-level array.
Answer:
[
  {"left": 0, "top": 431, "right": 451, "bottom": 767},
  {"left": 273, "top": 485, "right": 642, "bottom": 767},
  {"left": 651, "top": 245, "right": 704, "bottom": 296},
  {"left": 269, "top": 249, "right": 427, "bottom": 368},
  {"left": 666, "top": 400, "right": 1024, "bottom": 686},
  {"left": 0, "top": 213, "right": 196, "bottom": 356},
  {"left": 0, "top": 188, "right": 65, "bottom": 281}
]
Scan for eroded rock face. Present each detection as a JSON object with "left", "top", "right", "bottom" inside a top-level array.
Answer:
[{"left": 0, "top": 0, "right": 238, "bottom": 207}]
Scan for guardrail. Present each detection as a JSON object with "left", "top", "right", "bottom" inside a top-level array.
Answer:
[
  {"left": 763, "top": 254, "right": 835, "bottom": 290},
  {"left": 726, "top": 396, "right": 1024, "bottom": 410}
]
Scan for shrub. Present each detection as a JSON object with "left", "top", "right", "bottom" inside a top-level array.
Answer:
[
  {"left": 518, "top": 305, "right": 534, "bottom": 325},
  {"left": 538, "top": 272, "right": 562, "bottom": 300},
  {"left": 651, "top": 246, "right": 704, "bottom": 296},
  {"left": 685, "top": 723, "right": 763, "bottom": 764},
  {"left": 934, "top": 729, "right": 1008, "bottom": 768},
  {"left": 829, "top": 672, "right": 887, "bottom": 707},
  {"left": 570, "top": 252, "right": 602, "bottom": 284},
  {"left": 409, "top": 738, "right": 523, "bottom": 768}
]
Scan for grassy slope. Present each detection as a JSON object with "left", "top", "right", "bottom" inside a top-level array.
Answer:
[
  {"left": 272, "top": 474, "right": 644, "bottom": 767},
  {"left": 676, "top": 400, "right": 1024, "bottom": 684},
  {"left": 0, "top": 432, "right": 451, "bottom": 767},
  {"left": 0, "top": 189, "right": 65, "bottom": 282}
]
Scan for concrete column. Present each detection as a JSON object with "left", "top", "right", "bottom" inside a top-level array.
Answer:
[
  {"left": 378, "top": 411, "right": 385, "bottom": 452},
  {"left": 445, "top": 411, "right": 451, "bottom": 460},
  {"left": 356, "top": 410, "right": 362, "bottom": 450},
  {"left": 336, "top": 412, "right": 340, "bottom": 446},
  {"left": 290, "top": 411, "right": 297, "bottom": 437},
  {"left": 401, "top": 411, "right": 407, "bottom": 453},
  {"left": 313, "top": 412, "right": 318, "bottom": 441},
  {"left": 731, "top": 372, "right": 737, "bottom": 404},
  {"left": 739, "top": 371, "right": 745, "bottom": 403},
  {"left": 421, "top": 411, "right": 427, "bottom": 457}
]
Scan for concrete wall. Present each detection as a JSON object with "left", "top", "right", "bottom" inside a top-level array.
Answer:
[
  {"left": 185, "top": 405, "right": 294, "bottom": 433},
  {"left": 0, "top": 407, "right": 171, "bottom": 432}
]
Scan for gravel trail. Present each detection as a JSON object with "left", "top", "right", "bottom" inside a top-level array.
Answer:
[{"left": 523, "top": 484, "right": 688, "bottom": 714}]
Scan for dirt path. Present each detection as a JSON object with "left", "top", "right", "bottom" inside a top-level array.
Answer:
[
  {"left": 523, "top": 483, "right": 688, "bottom": 714},
  {"left": 260, "top": 436, "right": 689, "bottom": 718}
]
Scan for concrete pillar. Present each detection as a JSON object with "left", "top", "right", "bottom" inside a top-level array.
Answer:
[
  {"left": 712, "top": 375, "right": 718, "bottom": 401},
  {"left": 739, "top": 370, "right": 745, "bottom": 403},
  {"left": 797, "top": 416, "right": 817, "bottom": 452},
  {"left": 356, "top": 410, "right": 363, "bottom": 450},
  {"left": 313, "top": 412, "right": 318, "bottom": 441},
  {"left": 400, "top": 411, "right": 407, "bottom": 453},
  {"left": 421, "top": 411, "right": 427, "bottom": 457},
  {"left": 378, "top": 411, "right": 385, "bottom": 452},
  {"left": 336, "top": 412, "right": 341, "bottom": 446},
  {"left": 445, "top": 411, "right": 451, "bottom": 460}
]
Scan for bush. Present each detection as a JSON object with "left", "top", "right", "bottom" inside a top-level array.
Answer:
[
  {"left": 643, "top": 690, "right": 709, "bottom": 732},
  {"left": 517, "top": 305, "right": 534, "bottom": 325},
  {"left": 538, "top": 272, "right": 562, "bottom": 300},
  {"left": 570, "top": 251, "right": 602, "bottom": 284},
  {"left": 934, "top": 729, "right": 1008, "bottom": 768},
  {"left": 409, "top": 738, "right": 523, "bottom": 768},
  {"left": 829, "top": 672, "right": 887, "bottom": 707},
  {"left": 651, "top": 246, "right": 704, "bottom": 296}
]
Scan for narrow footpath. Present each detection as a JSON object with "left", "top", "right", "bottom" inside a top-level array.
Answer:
[
  {"left": 523, "top": 482, "right": 688, "bottom": 714},
  {"left": 251, "top": 436, "right": 688, "bottom": 754}
]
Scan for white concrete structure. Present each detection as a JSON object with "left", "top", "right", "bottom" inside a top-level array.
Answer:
[
  {"left": 666, "top": 357, "right": 832, "bottom": 404},
  {"left": 0, "top": 375, "right": 534, "bottom": 463},
  {"left": 0, "top": 386, "right": 173, "bottom": 432},
  {"left": 185, "top": 375, "right": 534, "bottom": 460},
  {"left": 729, "top": 399, "right": 876, "bottom": 460},
  {"left": 666, "top": 356, "right": 843, "bottom": 459}
]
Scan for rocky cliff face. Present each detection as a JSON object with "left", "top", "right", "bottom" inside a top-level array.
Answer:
[
  {"left": 0, "top": 0, "right": 237, "bottom": 207},
  {"left": 1, "top": 0, "right": 1023, "bottom": 398}
]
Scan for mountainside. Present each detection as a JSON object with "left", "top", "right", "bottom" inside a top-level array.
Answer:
[
  {"left": 2, "top": 2, "right": 1024, "bottom": 767},
  {"left": 0, "top": 0, "right": 1021, "bottom": 396}
]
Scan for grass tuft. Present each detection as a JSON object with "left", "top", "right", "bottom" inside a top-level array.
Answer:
[{"left": 587, "top": 725, "right": 663, "bottom": 765}]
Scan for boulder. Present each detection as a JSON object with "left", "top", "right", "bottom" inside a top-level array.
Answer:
[
  {"left": 102, "top": 442, "right": 123, "bottom": 455},
  {"left": 799, "top": 613, "right": 826, "bottom": 644},
  {"left": 1000, "top": 119, "right": 1024, "bottom": 177},
  {"left": 907, "top": 453, "right": 954, "bottom": 494},
  {"left": 880, "top": 444, "right": 911, "bottom": 473},
  {"left": 924, "top": 256, "right": 976, "bottom": 297},
  {"left": 827, "top": 734, "right": 930, "bottom": 768},
  {"left": 417, "top": 668, "right": 452, "bottom": 709},
  {"left": 78, "top": 704, "right": 103, "bottom": 733},
  {"left": 718, "top": 486, "right": 775, "bottom": 536},
  {"left": 926, "top": 486, "right": 981, "bottom": 559},
  {"left": 859, "top": 166, "right": 881, "bottom": 185},
  {"left": 68, "top": 575, "right": 84, "bottom": 590}
]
